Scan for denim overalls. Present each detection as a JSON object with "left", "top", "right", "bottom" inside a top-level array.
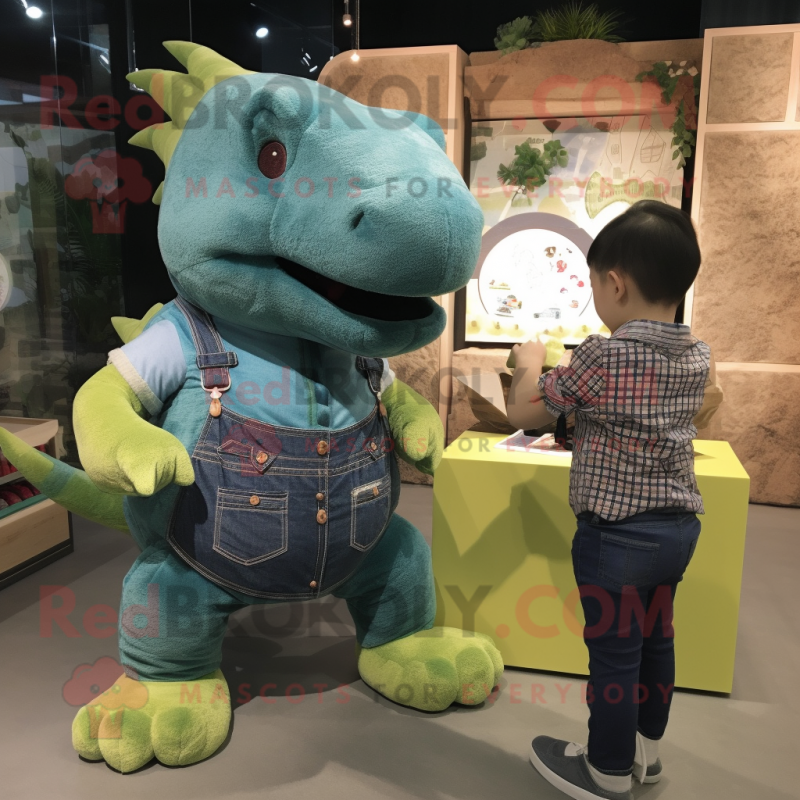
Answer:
[{"left": 166, "top": 297, "right": 401, "bottom": 600}]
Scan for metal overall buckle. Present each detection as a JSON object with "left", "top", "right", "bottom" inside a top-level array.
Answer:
[{"left": 206, "top": 377, "right": 232, "bottom": 418}]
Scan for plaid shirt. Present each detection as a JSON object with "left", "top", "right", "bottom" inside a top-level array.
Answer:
[{"left": 538, "top": 319, "right": 710, "bottom": 521}]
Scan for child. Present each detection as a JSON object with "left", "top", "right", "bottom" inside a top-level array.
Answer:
[{"left": 507, "top": 200, "right": 711, "bottom": 800}]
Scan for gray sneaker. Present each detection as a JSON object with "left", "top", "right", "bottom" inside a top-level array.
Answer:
[
  {"left": 632, "top": 731, "right": 663, "bottom": 784},
  {"left": 529, "top": 736, "right": 633, "bottom": 800}
]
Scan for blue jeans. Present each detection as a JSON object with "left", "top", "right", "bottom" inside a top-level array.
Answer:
[{"left": 572, "top": 510, "right": 701, "bottom": 773}]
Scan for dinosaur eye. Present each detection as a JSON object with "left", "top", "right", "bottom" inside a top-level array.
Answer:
[{"left": 258, "top": 141, "right": 286, "bottom": 179}]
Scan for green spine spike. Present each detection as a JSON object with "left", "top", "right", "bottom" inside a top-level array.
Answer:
[
  {"left": 111, "top": 304, "right": 164, "bottom": 344},
  {"left": 128, "top": 126, "right": 155, "bottom": 150},
  {"left": 162, "top": 40, "right": 251, "bottom": 85},
  {"left": 126, "top": 41, "right": 254, "bottom": 203}
]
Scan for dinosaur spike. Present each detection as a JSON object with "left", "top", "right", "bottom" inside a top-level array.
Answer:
[
  {"left": 128, "top": 70, "right": 205, "bottom": 129},
  {"left": 128, "top": 126, "right": 155, "bottom": 150},
  {"left": 111, "top": 304, "right": 165, "bottom": 344},
  {"left": 152, "top": 182, "right": 164, "bottom": 205},
  {"left": 126, "top": 68, "right": 157, "bottom": 93},
  {"left": 125, "top": 43, "right": 254, "bottom": 178},
  {"left": 162, "top": 40, "right": 203, "bottom": 69},
  {"left": 163, "top": 40, "right": 251, "bottom": 85},
  {"left": 130, "top": 122, "right": 181, "bottom": 170},
  {"left": 150, "top": 122, "right": 183, "bottom": 168}
]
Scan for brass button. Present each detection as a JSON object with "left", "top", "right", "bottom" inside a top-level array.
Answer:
[
  {"left": 249, "top": 495, "right": 260, "bottom": 506},
  {"left": 316, "top": 509, "right": 328, "bottom": 524},
  {"left": 370, "top": 442, "right": 378, "bottom": 451},
  {"left": 316, "top": 492, "right": 325, "bottom": 501},
  {"left": 256, "top": 451, "right": 269, "bottom": 465},
  {"left": 317, "top": 440, "right": 329, "bottom": 456},
  {"left": 309, "top": 581, "right": 318, "bottom": 588}
]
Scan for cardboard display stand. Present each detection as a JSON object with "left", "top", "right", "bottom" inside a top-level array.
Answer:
[{"left": 432, "top": 431, "right": 749, "bottom": 693}]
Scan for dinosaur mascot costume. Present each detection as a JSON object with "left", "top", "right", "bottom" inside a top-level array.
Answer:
[{"left": 0, "top": 43, "right": 503, "bottom": 771}]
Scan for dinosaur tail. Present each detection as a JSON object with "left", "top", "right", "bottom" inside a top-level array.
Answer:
[{"left": 0, "top": 427, "right": 129, "bottom": 533}]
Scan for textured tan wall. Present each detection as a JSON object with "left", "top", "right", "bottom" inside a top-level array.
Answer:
[
  {"left": 468, "top": 39, "right": 703, "bottom": 68},
  {"left": 447, "top": 348, "right": 510, "bottom": 445},
  {"left": 319, "top": 53, "right": 449, "bottom": 123},
  {"left": 693, "top": 27, "right": 800, "bottom": 506},
  {"left": 706, "top": 33, "right": 794, "bottom": 123},
  {"left": 697, "top": 368, "right": 800, "bottom": 506},
  {"left": 693, "top": 132, "right": 800, "bottom": 364},
  {"left": 465, "top": 39, "right": 692, "bottom": 119}
]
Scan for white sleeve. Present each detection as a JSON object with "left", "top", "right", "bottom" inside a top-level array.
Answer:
[{"left": 107, "top": 320, "right": 186, "bottom": 416}]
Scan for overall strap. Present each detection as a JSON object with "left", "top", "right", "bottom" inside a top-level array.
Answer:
[
  {"left": 174, "top": 296, "right": 238, "bottom": 391},
  {"left": 356, "top": 356, "right": 385, "bottom": 397}
]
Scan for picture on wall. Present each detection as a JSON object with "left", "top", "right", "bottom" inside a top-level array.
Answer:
[{"left": 466, "top": 116, "right": 684, "bottom": 345}]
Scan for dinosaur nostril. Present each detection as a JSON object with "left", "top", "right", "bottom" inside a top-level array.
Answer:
[{"left": 351, "top": 209, "right": 365, "bottom": 230}]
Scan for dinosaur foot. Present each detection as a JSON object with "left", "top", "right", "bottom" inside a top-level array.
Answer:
[
  {"left": 358, "top": 626, "right": 504, "bottom": 712},
  {"left": 72, "top": 670, "right": 230, "bottom": 772}
]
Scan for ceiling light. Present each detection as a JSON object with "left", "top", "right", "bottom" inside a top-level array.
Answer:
[
  {"left": 343, "top": 14, "right": 352, "bottom": 26},
  {"left": 256, "top": 27, "right": 269, "bottom": 38},
  {"left": 26, "top": 6, "right": 44, "bottom": 18}
]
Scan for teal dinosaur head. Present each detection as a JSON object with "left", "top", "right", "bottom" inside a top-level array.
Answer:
[{"left": 128, "top": 42, "right": 483, "bottom": 357}]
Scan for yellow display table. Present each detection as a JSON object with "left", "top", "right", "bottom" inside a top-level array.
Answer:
[{"left": 432, "top": 432, "right": 750, "bottom": 693}]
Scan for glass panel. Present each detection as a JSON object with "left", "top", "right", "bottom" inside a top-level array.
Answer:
[
  {"left": 0, "top": 1, "right": 125, "bottom": 462},
  {"left": 1, "top": 0, "right": 338, "bottom": 463},
  {"left": 190, "top": 0, "right": 338, "bottom": 76}
]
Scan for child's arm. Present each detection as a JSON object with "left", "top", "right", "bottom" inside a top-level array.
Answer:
[
  {"left": 510, "top": 336, "right": 606, "bottom": 430},
  {"left": 693, "top": 347, "right": 722, "bottom": 430},
  {"left": 506, "top": 340, "right": 559, "bottom": 430}
]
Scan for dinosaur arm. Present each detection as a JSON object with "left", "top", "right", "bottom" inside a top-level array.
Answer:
[
  {"left": 73, "top": 364, "right": 194, "bottom": 495},
  {"left": 382, "top": 379, "right": 443, "bottom": 476}
]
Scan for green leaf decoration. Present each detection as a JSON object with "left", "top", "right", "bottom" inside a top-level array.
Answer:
[
  {"left": 497, "top": 137, "right": 569, "bottom": 193},
  {"left": 495, "top": 3, "right": 624, "bottom": 54},
  {"left": 470, "top": 142, "right": 488, "bottom": 161},
  {"left": 494, "top": 16, "right": 536, "bottom": 53},
  {"left": 9, "top": 130, "right": 26, "bottom": 150},
  {"left": 636, "top": 61, "right": 701, "bottom": 168},
  {"left": 532, "top": 1, "right": 624, "bottom": 42}
]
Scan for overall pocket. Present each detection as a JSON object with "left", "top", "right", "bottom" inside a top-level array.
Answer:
[
  {"left": 213, "top": 489, "right": 288, "bottom": 565},
  {"left": 598, "top": 531, "right": 659, "bottom": 589},
  {"left": 350, "top": 472, "right": 392, "bottom": 551}
]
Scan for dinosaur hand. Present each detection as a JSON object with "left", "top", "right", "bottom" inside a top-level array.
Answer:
[
  {"left": 92, "top": 426, "right": 195, "bottom": 496},
  {"left": 383, "top": 380, "right": 443, "bottom": 476},
  {"left": 74, "top": 364, "right": 195, "bottom": 496}
]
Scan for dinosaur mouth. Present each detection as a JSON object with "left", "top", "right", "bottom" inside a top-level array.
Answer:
[{"left": 275, "top": 257, "right": 433, "bottom": 322}]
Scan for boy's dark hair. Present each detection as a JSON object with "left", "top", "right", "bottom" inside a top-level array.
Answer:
[{"left": 586, "top": 200, "right": 701, "bottom": 305}]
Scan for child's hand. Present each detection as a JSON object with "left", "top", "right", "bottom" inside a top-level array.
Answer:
[
  {"left": 557, "top": 349, "right": 573, "bottom": 368},
  {"left": 512, "top": 339, "right": 547, "bottom": 371}
]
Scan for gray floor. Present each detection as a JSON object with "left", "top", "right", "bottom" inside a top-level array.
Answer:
[{"left": 1, "top": 487, "right": 798, "bottom": 798}]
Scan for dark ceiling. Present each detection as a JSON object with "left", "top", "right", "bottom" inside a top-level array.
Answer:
[{"left": 359, "top": 1, "right": 705, "bottom": 52}]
